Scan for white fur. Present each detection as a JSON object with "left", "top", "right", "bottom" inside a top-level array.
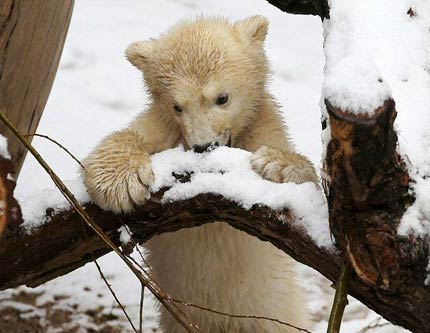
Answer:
[
  {"left": 83, "top": 16, "right": 317, "bottom": 332},
  {"left": 146, "top": 223, "right": 310, "bottom": 332}
]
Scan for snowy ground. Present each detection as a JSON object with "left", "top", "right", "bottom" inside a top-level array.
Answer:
[{"left": 0, "top": 0, "right": 417, "bottom": 332}]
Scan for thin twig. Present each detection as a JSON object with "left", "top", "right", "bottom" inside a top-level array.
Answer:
[
  {"left": 120, "top": 221, "right": 156, "bottom": 278},
  {"left": 124, "top": 252, "right": 312, "bottom": 333},
  {"left": 24, "top": 133, "right": 85, "bottom": 169},
  {"left": 21, "top": 125, "right": 313, "bottom": 333},
  {"left": 327, "top": 263, "right": 352, "bottom": 333},
  {"left": 80, "top": 222, "right": 138, "bottom": 333},
  {"left": 94, "top": 257, "right": 139, "bottom": 333},
  {"left": 171, "top": 298, "right": 314, "bottom": 333},
  {"left": 0, "top": 110, "right": 200, "bottom": 333},
  {"left": 357, "top": 316, "right": 390, "bottom": 333},
  {"left": 121, "top": 226, "right": 146, "bottom": 333},
  {"left": 139, "top": 283, "right": 145, "bottom": 333}
]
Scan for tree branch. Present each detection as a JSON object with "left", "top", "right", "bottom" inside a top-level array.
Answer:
[
  {"left": 0, "top": 171, "right": 427, "bottom": 332},
  {"left": 0, "top": 189, "right": 335, "bottom": 290},
  {"left": 266, "top": 0, "right": 330, "bottom": 19}
]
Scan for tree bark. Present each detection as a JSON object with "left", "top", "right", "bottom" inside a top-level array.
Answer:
[
  {"left": 0, "top": 0, "right": 74, "bottom": 176},
  {"left": 323, "top": 99, "right": 429, "bottom": 332},
  {"left": 266, "top": 0, "right": 330, "bottom": 19},
  {"left": 0, "top": 155, "right": 20, "bottom": 237}
]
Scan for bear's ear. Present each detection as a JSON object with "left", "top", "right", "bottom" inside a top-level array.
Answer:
[
  {"left": 125, "top": 40, "right": 155, "bottom": 70},
  {"left": 234, "top": 15, "right": 269, "bottom": 44}
]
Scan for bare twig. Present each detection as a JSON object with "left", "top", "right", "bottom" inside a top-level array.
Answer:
[
  {"left": 129, "top": 254, "right": 315, "bottom": 332},
  {"left": 357, "top": 317, "right": 390, "bottom": 333},
  {"left": 0, "top": 110, "right": 200, "bottom": 333},
  {"left": 24, "top": 133, "right": 84, "bottom": 169},
  {"left": 120, "top": 220, "right": 149, "bottom": 270},
  {"left": 94, "top": 257, "right": 139, "bottom": 333},
  {"left": 123, "top": 223, "right": 314, "bottom": 332},
  {"left": 172, "top": 298, "right": 314, "bottom": 333},
  {"left": 139, "top": 283, "right": 145, "bottom": 333},
  {"left": 80, "top": 222, "right": 138, "bottom": 333},
  {"left": 120, "top": 223, "right": 146, "bottom": 333},
  {"left": 327, "top": 263, "right": 352, "bottom": 333}
]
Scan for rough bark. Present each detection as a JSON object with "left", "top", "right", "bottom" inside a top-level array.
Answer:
[
  {"left": 0, "top": 0, "right": 74, "bottom": 176},
  {"left": 324, "top": 99, "right": 429, "bottom": 333},
  {"left": 266, "top": 0, "right": 330, "bottom": 19},
  {"left": 0, "top": 189, "right": 336, "bottom": 290},
  {"left": 0, "top": 156, "right": 20, "bottom": 237}
]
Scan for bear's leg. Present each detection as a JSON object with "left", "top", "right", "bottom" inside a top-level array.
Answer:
[{"left": 145, "top": 223, "right": 310, "bottom": 333}]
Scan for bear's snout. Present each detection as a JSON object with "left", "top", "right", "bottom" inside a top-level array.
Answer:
[
  {"left": 192, "top": 136, "right": 231, "bottom": 153},
  {"left": 192, "top": 142, "right": 219, "bottom": 153}
]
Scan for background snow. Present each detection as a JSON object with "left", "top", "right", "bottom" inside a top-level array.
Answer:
[{"left": 0, "top": 0, "right": 414, "bottom": 332}]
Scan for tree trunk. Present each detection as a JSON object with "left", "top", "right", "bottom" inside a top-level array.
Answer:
[{"left": 0, "top": 0, "right": 74, "bottom": 176}]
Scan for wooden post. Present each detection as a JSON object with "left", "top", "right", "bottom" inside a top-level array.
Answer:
[{"left": 0, "top": 0, "right": 74, "bottom": 176}]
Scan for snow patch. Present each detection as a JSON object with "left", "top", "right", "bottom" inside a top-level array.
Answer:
[
  {"left": 398, "top": 177, "right": 430, "bottom": 236},
  {"left": 323, "top": 56, "right": 392, "bottom": 115},
  {"left": 118, "top": 225, "right": 132, "bottom": 246},
  {"left": 20, "top": 146, "right": 332, "bottom": 249},
  {"left": 21, "top": 178, "right": 91, "bottom": 232},
  {"left": 425, "top": 259, "right": 430, "bottom": 286},
  {"left": 151, "top": 146, "right": 333, "bottom": 249}
]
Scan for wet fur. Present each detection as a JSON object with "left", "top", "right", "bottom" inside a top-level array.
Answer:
[{"left": 83, "top": 16, "right": 317, "bottom": 332}]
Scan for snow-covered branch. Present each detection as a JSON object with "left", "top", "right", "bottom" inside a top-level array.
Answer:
[{"left": 0, "top": 139, "right": 429, "bottom": 331}]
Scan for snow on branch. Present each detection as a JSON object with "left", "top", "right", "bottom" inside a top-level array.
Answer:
[
  {"left": 0, "top": 147, "right": 335, "bottom": 288},
  {"left": 0, "top": 133, "right": 428, "bottom": 332}
]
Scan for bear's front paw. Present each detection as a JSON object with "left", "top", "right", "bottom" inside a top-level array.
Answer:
[
  {"left": 250, "top": 146, "right": 318, "bottom": 184},
  {"left": 84, "top": 157, "right": 154, "bottom": 214}
]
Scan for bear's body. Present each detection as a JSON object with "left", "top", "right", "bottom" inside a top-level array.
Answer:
[{"left": 83, "top": 16, "right": 317, "bottom": 332}]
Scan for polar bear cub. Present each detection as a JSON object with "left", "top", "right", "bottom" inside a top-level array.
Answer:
[{"left": 83, "top": 16, "right": 317, "bottom": 332}]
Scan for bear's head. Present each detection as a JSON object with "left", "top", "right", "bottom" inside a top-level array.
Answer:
[{"left": 126, "top": 16, "right": 269, "bottom": 152}]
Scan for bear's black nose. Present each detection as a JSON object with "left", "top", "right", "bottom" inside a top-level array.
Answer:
[{"left": 192, "top": 142, "right": 219, "bottom": 153}]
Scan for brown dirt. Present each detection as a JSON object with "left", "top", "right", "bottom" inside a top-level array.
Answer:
[{"left": 0, "top": 290, "right": 130, "bottom": 333}]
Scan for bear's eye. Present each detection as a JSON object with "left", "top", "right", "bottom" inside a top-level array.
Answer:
[
  {"left": 215, "top": 93, "right": 229, "bottom": 106},
  {"left": 173, "top": 104, "right": 183, "bottom": 114}
]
